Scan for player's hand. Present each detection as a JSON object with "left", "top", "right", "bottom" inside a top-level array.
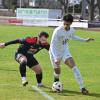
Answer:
[
  {"left": 86, "top": 38, "right": 94, "bottom": 42},
  {"left": 0, "top": 43, "right": 5, "bottom": 48}
]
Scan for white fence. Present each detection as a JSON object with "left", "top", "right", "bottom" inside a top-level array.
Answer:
[{"left": 0, "top": 17, "right": 88, "bottom": 28}]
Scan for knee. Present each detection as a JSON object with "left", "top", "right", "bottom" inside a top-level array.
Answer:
[
  {"left": 55, "top": 60, "right": 60, "bottom": 66},
  {"left": 19, "top": 57, "right": 27, "bottom": 65},
  {"left": 64, "top": 58, "right": 76, "bottom": 68},
  {"left": 36, "top": 68, "right": 42, "bottom": 74},
  {"left": 54, "top": 61, "right": 61, "bottom": 69},
  {"left": 32, "top": 65, "right": 42, "bottom": 74}
]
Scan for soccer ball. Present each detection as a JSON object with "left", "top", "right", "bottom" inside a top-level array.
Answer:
[{"left": 52, "top": 81, "right": 63, "bottom": 92}]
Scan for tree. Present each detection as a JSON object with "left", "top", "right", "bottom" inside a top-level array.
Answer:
[
  {"left": 12, "top": 0, "right": 17, "bottom": 11},
  {"left": 81, "top": 0, "right": 88, "bottom": 19},
  {"left": 35, "top": 0, "right": 61, "bottom": 9},
  {"left": 86, "top": 0, "right": 95, "bottom": 21},
  {"left": 97, "top": 0, "right": 100, "bottom": 20},
  {"left": 3, "top": 0, "right": 17, "bottom": 10},
  {"left": 58, "top": 0, "right": 69, "bottom": 15}
]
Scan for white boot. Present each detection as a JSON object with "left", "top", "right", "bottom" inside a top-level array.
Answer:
[{"left": 22, "top": 77, "right": 28, "bottom": 86}]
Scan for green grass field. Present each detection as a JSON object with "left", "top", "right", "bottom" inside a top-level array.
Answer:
[{"left": 0, "top": 25, "right": 100, "bottom": 100}]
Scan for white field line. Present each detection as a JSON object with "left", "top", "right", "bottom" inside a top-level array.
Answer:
[
  {"left": 32, "top": 85, "right": 55, "bottom": 100},
  {"left": 0, "top": 84, "right": 55, "bottom": 100}
]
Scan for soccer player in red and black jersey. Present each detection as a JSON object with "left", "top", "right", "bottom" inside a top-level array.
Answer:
[{"left": 0, "top": 32, "right": 50, "bottom": 87}]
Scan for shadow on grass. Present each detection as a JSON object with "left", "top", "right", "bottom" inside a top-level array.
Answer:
[
  {"left": 49, "top": 90, "right": 75, "bottom": 96},
  {"left": 88, "top": 93, "right": 100, "bottom": 98},
  {"left": 28, "top": 86, "right": 74, "bottom": 96},
  {"left": 29, "top": 86, "right": 100, "bottom": 98},
  {"left": 36, "top": 86, "right": 100, "bottom": 98},
  {"left": 58, "top": 89, "right": 100, "bottom": 98}
]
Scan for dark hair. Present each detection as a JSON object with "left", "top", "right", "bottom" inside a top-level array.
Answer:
[
  {"left": 63, "top": 14, "right": 73, "bottom": 23},
  {"left": 38, "top": 32, "right": 49, "bottom": 38}
]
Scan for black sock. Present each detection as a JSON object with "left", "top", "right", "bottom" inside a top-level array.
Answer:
[
  {"left": 36, "top": 73, "right": 42, "bottom": 83},
  {"left": 54, "top": 77, "right": 59, "bottom": 82},
  {"left": 19, "top": 62, "right": 26, "bottom": 77}
]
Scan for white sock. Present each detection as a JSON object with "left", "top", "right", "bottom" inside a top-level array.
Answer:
[
  {"left": 54, "top": 72, "right": 60, "bottom": 79},
  {"left": 37, "top": 83, "right": 42, "bottom": 85},
  {"left": 22, "top": 77, "right": 26, "bottom": 81},
  {"left": 72, "top": 66, "right": 85, "bottom": 89}
]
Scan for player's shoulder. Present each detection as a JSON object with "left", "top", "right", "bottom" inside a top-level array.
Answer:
[
  {"left": 70, "top": 27, "right": 75, "bottom": 32},
  {"left": 42, "top": 42, "right": 49, "bottom": 46},
  {"left": 25, "top": 37, "right": 37, "bottom": 43},
  {"left": 53, "top": 25, "right": 63, "bottom": 34},
  {"left": 55, "top": 25, "right": 63, "bottom": 31},
  {"left": 70, "top": 27, "right": 75, "bottom": 30}
]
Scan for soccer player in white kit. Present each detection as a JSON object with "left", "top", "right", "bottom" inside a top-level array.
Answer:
[{"left": 49, "top": 14, "right": 94, "bottom": 94}]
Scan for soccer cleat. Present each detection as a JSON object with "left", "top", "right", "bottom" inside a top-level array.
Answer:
[
  {"left": 54, "top": 78, "right": 59, "bottom": 82},
  {"left": 81, "top": 88, "right": 89, "bottom": 95},
  {"left": 37, "top": 83, "right": 45, "bottom": 87},
  {"left": 22, "top": 80, "right": 28, "bottom": 86}
]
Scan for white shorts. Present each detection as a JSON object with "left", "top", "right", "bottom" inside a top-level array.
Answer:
[{"left": 49, "top": 48, "right": 72, "bottom": 68}]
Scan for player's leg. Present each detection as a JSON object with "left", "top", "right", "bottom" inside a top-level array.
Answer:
[
  {"left": 49, "top": 52, "right": 61, "bottom": 82},
  {"left": 26, "top": 54, "right": 43, "bottom": 87},
  {"left": 53, "top": 59, "right": 61, "bottom": 82},
  {"left": 63, "top": 56, "right": 89, "bottom": 94},
  {"left": 15, "top": 53, "right": 28, "bottom": 86},
  {"left": 31, "top": 64, "right": 43, "bottom": 87}
]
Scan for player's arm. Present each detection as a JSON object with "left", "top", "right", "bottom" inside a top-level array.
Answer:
[
  {"left": 72, "top": 35, "right": 94, "bottom": 42},
  {"left": 43, "top": 43, "right": 50, "bottom": 51},
  {"left": 0, "top": 39, "right": 25, "bottom": 49},
  {"left": 71, "top": 29, "right": 94, "bottom": 42}
]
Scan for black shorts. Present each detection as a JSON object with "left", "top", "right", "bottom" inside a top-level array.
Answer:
[{"left": 15, "top": 52, "right": 39, "bottom": 68}]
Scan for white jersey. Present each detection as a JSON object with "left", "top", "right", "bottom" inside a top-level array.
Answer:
[{"left": 50, "top": 25, "right": 88, "bottom": 61}]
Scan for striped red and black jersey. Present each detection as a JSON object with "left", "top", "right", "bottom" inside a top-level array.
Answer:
[{"left": 5, "top": 37, "right": 50, "bottom": 55}]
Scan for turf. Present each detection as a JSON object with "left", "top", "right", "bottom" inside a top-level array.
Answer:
[{"left": 0, "top": 25, "right": 100, "bottom": 100}]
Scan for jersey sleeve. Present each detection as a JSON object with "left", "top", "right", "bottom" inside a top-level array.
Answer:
[
  {"left": 43, "top": 42, "right": 50, "bottom": 50},
  {"left": 71, "top": 28, "right": 87, "bottom": 42},
  {"left": 72, "top": 35, "right": 88, "bottom": 42},
  {"left": 5, "top": 37, "right": 37, "bottom": 46},
  {"left": 24, "top": 37, "right": 37, "bottom": 44},
  {"left": 5, "top": 39, "right": 25, "bottom": 46}
]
